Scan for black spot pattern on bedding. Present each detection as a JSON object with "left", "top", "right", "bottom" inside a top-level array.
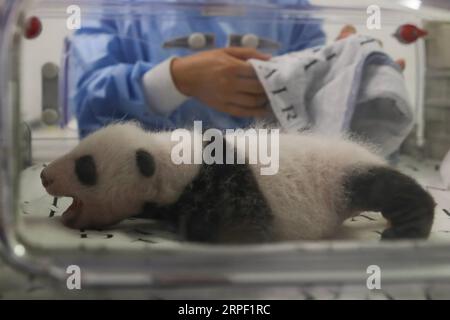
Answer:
[{"left": 443, "top": 209, "right": 450, "bottom": 217}]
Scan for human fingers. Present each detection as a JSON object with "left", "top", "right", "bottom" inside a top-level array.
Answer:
[
  {"left": 222, "top": 103, "right": 269, "bottom": 117},
  {"left": 229, "top": 92, "right": 268, "bottom": 109},
  {"left": 336, "top": 24, "right": 357, "bottom": 40},
  {"left": 235, "top": 78, "right": 266, "bottom": 95},
  {"left": 224, "top": 47, "right": 272, "bottom": 61}
]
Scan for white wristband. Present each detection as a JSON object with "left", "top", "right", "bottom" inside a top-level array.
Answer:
[{"left": 142, "top": 57, "right": 189, "bottom": 115}]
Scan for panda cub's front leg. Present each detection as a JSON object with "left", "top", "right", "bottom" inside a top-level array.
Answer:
[
  {"left": 344, "top": 166, "right": 435, "bottom": 239},
  {"left": 139, "top": 156, "right": 274, "bottom": 244},
  {"left": 174, "top": 159, "right": 275, "bottom": 244}
]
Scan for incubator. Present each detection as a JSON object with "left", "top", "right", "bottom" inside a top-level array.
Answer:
[{"left": 1, "top": 0, "right": 450, "bottom": 295}]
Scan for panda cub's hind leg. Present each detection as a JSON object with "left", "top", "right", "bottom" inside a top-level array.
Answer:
[{"left": 344, "top": 166, "right": 435, "bottom": 239}]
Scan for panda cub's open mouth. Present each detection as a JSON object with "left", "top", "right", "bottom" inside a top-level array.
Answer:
[
  {"left": 66, "top": 197, "right": 82, "bottom": 212},
  {"left": 62, "top": 196, "right": 83, "bottom": 224}
]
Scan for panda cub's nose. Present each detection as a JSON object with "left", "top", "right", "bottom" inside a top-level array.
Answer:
[{"left": 40, "top": 170, "right": 54, "bottom": 188}]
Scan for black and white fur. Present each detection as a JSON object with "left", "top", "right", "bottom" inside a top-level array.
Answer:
[{"left": 41, "top": 122, "right": 435, "bottom": 243}]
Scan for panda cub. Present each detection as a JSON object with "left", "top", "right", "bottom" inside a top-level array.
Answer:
[{"left": 41, "top": 122, "right": 435, "bottom": 243}]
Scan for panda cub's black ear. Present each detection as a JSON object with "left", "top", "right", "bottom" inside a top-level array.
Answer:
[{"left": 136, "top": 149, "right": 156, "bottom": 177}]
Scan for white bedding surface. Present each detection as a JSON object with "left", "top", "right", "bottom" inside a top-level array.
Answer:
[
  {"left": 16, "top": 155, "right": 450, "bottom": 249},
  {"left": 2, "top": 155, "right": 450, "bottom": 299}
]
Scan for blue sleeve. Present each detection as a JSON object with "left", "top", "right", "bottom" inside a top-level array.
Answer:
[
  {"left": 68, "top": 20, "right": 171, "bottom": 138},
  {"left": 279, "top": 0, "right": 326, "bottom": 53},
  {"left": 287, "top": 21, "right": 326, "bottom": 52}
]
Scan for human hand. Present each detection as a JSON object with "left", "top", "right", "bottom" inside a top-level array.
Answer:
[
  {"left": 171, "top": 47, "right": 271, "bottom": 117},
  {"left": 336, "top": 24, "right": 406, "bottom": 71}
]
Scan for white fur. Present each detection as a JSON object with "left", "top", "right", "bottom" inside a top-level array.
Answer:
[
  {"left": 43, "top": 122, "right": 201, "bottom": 228},
  {"left": 249, "top": 133, "right": 385, "bottom": 240},
  {"left": 43, "top": 122, "right": 386, "bottom": 240}
]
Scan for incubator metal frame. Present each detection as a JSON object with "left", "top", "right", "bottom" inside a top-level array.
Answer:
[{"left": 1, "top": 0, "right": 450, "bottom": 289}]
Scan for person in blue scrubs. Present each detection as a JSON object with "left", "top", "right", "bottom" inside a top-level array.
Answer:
[{"left": 67, "top": 0, "right": 326, "bottom": 138}]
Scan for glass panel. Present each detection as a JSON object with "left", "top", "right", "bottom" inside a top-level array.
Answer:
[{"left": 1, "top": 0, "right": 450, "bottom": 288}]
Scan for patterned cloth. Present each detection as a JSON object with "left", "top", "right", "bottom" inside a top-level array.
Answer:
[{"left": 250, "top": 34, "right": 414, "bottom": 157}]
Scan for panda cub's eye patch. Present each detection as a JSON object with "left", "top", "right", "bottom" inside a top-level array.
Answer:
[
  {"left": 75, "top": 155, "right": 97, "bottom": 186},
  {"left": 136, "top": 149, "right": 155, "bottom": 177}
]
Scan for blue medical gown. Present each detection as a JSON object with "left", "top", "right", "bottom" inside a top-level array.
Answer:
[{"left": 67, "top": 1, "right": 326, "bottom": 138}]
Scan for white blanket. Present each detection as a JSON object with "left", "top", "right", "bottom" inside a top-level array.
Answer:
[
  {"left": 250, "top": 34, "right": 414, "bottom": 156},
  {"left": 441, "top": 149, "right": 450, "bottom": 189}
]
